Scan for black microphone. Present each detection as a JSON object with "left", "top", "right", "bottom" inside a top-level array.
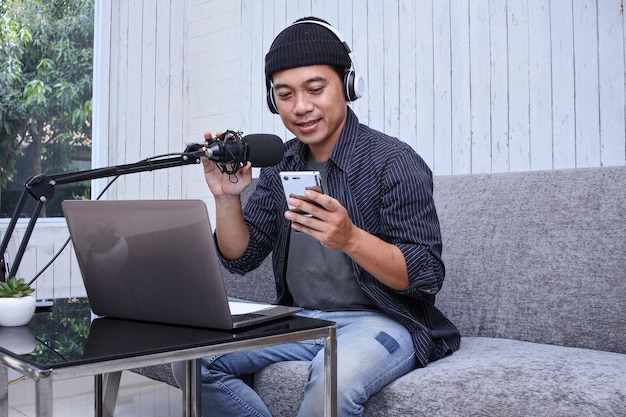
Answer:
[{"left": 185, "top": 131, "right": 284, "bottom": 174}]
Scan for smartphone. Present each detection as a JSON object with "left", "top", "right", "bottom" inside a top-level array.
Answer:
[{"left": 280, "top": 171, "right": 324, "bottom": 215}]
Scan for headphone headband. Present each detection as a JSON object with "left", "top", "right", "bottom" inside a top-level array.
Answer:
[{"left": 292, "top": 19, "right": 351, "bottom": 52}]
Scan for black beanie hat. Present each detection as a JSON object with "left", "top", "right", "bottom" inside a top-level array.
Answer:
[{"left": 265, "top": 17, "right": 352, "bottom": 80}]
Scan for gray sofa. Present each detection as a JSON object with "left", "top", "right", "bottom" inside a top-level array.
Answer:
[{"left": 138, "top": 166, "right": 626, "bottom": 416}]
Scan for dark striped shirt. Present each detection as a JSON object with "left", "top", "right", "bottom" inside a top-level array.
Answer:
[{"left": 221, "top": 109, "right": 460, "bottom": 366}]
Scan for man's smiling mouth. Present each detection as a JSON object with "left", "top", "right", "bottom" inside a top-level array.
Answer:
[{"left": 298, "top": 119, "right": 320, "bottom": 128}]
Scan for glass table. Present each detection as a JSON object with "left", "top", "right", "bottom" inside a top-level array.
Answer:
[{"left": 0, "top": 299, "right": 337, "bottom": 417}]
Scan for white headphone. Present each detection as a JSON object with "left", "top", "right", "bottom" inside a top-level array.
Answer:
[{"left": 266, "top": 19, "right": 365, "bottom": 114}]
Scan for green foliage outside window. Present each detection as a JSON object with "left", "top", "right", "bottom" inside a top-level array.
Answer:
[{"left": 0, "top": 0, "right": 94, "bottom": 218}]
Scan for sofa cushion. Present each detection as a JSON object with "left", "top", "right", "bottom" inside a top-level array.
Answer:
[
  {"left": 433, "top": 167, "right": 626, "bottom": 353},
  {"left": 221, "top": 260, "right": 275, "bottom": 304},
  {"left": 255, "top": 337, "right": 626, "bottom": 417}
]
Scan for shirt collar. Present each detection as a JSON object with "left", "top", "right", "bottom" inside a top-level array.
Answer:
[{"left": 328, "top": 108, "right": 359, "bottom": 172}]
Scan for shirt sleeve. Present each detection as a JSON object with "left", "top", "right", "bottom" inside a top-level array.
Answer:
[{"left": 379, "top": 149, "right": 445, "bottom": 296}]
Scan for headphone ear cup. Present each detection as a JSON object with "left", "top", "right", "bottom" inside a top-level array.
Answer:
[
  {"left": 266, "top": 80, "right": 279, "bottom": 114},
  {"left": 343, "top": 70, "right": 357, "bottom": 102},
  {"left": 344, "top": 66, "right": 365, "bottom": 102}
]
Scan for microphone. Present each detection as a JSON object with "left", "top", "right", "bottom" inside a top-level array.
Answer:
[{"left": 185, "top": 130, "right": 284, "bottom": 174}]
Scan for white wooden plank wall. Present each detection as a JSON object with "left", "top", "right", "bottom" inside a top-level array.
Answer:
[
  {"left": 106, "top": 0, "right": 187, "bottom": 201},
  {"left": 237, "top": 0, "right": 625, "bottom": 174},
  {"left": 4, "top": 0, "right": 624, "bottom": 298}
]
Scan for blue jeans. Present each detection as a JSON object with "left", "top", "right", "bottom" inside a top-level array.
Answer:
[{"left": 174, "top": 310, "right": 416, "bottom": 417}]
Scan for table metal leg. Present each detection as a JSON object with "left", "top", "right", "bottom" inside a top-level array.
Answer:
[
  {"left": 94, "top": 372, "right": 121, "bottom": 417},
  {"left": 34, "top": 374, "right": 53, "bottom": 417},
  {"left": 182, "top": 359, "right": 201, "bottom": 417},
  {"left": 324, "top": 326, "right": 337, "bottom": 417},
  {"left": 0, "top": 366, "right": 7, "bottom": 417},
  {"left": 95, "top": 374, "right": 102, "bottom": 416},
  {"left": 103, "top": 372, "right": 121, "bottom": 417}
]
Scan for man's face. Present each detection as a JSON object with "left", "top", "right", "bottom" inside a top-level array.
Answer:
[{"left": 271, "top": 64, "right": 348, "bottom": 161}]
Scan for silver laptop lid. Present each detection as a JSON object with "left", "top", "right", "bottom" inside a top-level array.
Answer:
[{"left": 62, "top": 199, "right": 234, "bottom": 329}]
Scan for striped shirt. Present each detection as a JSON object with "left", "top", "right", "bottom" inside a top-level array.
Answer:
[{"left": 221, "top": 108, "right": 460, "bottom": 366}]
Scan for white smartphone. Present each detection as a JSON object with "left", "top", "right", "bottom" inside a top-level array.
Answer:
[{"left": 280, "top": 171, "right": 324, "bottom": 215}]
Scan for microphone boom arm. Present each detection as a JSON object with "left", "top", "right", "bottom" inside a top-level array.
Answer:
[{"left": 0, "top": 153, "right": 202, "bottom": 281}]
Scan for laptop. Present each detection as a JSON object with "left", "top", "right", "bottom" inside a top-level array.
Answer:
[{"left": 61, "top": 199, "right": 301, "bottom": 330}]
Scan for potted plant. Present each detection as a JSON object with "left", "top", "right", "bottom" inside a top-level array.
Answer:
[{"left": 0, "top": 277, "right": 36, "bottom": 327}]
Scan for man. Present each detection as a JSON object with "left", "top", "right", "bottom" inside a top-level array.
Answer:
[{"left": 197, "top": 17, "right": 459, "bottom": 417}]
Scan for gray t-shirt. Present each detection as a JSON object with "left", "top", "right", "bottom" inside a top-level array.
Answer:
[{"left": 285, "top": 160, "right": 376, "bottom": 310}]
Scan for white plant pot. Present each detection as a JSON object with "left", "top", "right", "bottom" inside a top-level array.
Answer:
[{"left": 0, "top": 295, "right": 37, "bottom": 327}]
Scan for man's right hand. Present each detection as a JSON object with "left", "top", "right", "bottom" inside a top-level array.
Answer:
[{"left": 202, "top": 131, "right": 253, "bottom": 199}]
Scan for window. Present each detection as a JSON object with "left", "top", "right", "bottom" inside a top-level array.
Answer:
[{"left": 0, "top": 0, "right": 94, "bottom": 218}]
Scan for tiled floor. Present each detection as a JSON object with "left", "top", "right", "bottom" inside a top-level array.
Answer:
[{"left": 8, "top": 370, "right": 182, "bottom": 417}]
